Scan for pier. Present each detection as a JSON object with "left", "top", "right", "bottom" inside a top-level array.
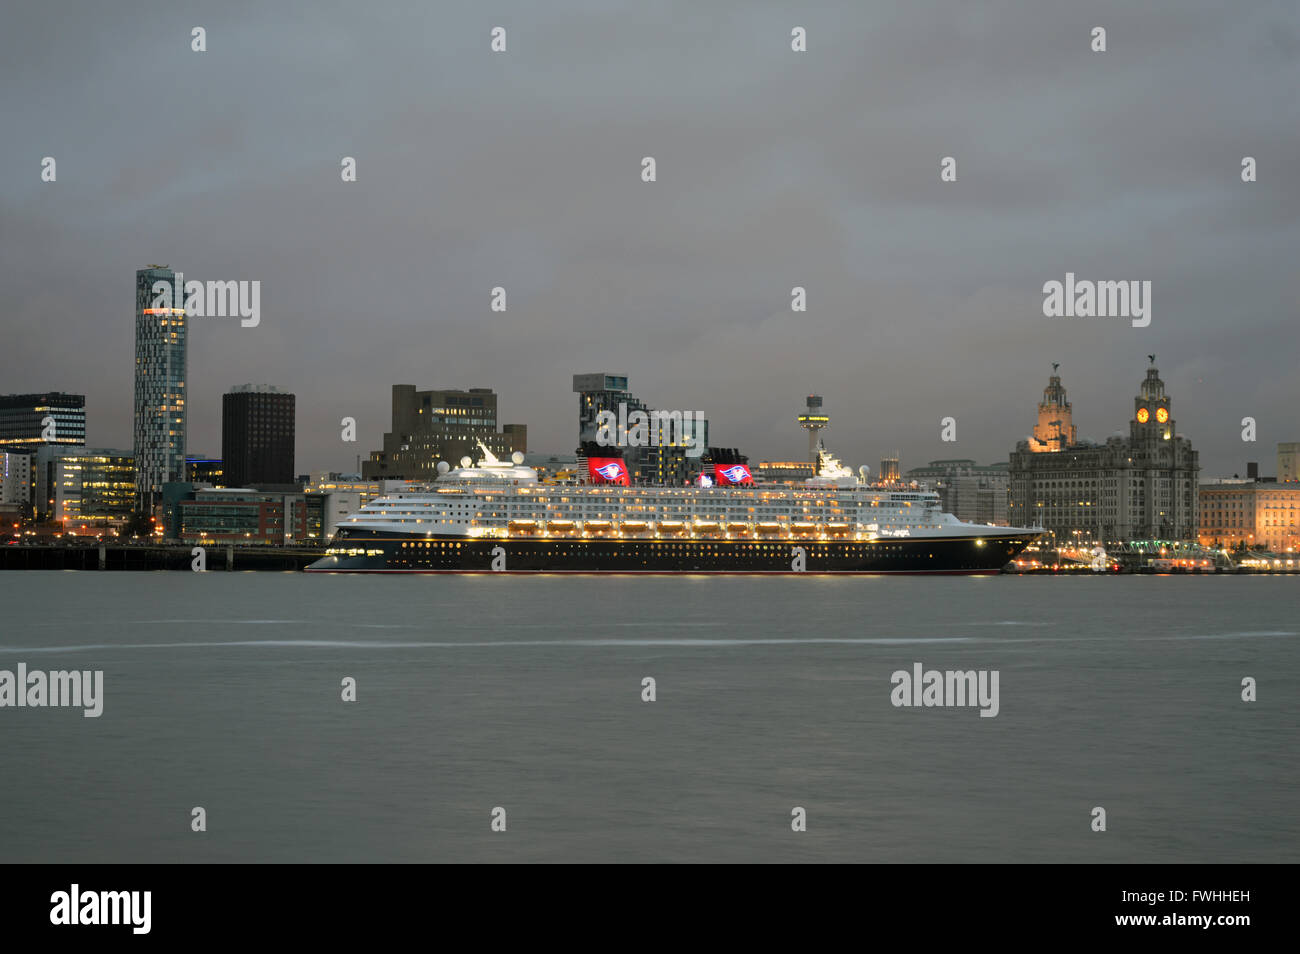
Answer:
[{"left": 0, "top": 544, "right": 324, "bottom": 572}]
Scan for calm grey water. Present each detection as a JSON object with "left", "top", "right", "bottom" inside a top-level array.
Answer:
[{"left": 0, "top": 572, "right": 1296, "bottom": 863}]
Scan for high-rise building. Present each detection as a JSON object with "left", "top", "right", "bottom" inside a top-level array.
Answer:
[
  {"left": 1279, "top": 443, "right": 1300, "bottom": 484},
  {"left": 573, "top": 373, "right": 709, "bottom": 486},
  {"left": 133, "top": 266, "right": 188, "bottom": 512},
  {"left": 363, "top": 385, "right": 526, "bottom": 479},
  {"left": 222, "top": 385, "right": 296, "bottom": 487},
  {"left": 0, "top": 392, "right": 86, "bottom": 449},
  {"left": 1008, "top": 360, "right": 1199, "bottom": 543}
]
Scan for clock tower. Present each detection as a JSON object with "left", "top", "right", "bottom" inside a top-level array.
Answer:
[
  {"left": 1131, "top": 355, "right": 1173, "bottom": 444},
  {"left": 1124, "top": 356, "right": 1197, "bottom": 539}
]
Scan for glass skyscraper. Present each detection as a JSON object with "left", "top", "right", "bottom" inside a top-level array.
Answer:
[{"left": 133, "top": 266, "right": 188, "bottom": 512}]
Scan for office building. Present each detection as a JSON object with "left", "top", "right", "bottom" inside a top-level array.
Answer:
[
  {"left": 306, "top": 473, "right": 414, "bottom": 536},
  {"left": 1, "top": 451, "right": 33, "bottom": 519},
  {"left": 34, "top": 446, "right": 134, "bottom": 528},
  {"left": 905, "top": 460, "right": 1010, "bottom": 526},
  {"left": 0, "top": 392, "right": 86, "bottom": 448},
  {"left": 363, "top": 385, "right": 526, "bottom": 479},
  {"left": 1008, "top": 360, "right": 1199, "bottom": 543},
  {"left": 222, "top": 385, "right": 295, "bottom": 487},
  {"left": 177, "top": 488, "right": 325, "bottom": 545},
  {"left": 1200, "top": 471, "right": 1300, "bottom": 552},
  {"left": 1279, "top": 443, "right": 1300, "bottom": 484},
  {"left": 186, "top": 455, "right": 225, "bottom": 486}
]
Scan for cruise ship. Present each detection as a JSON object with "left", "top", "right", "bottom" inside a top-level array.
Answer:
[{"left": 305, "top": 442, "right": 1041, "bottom": 574}]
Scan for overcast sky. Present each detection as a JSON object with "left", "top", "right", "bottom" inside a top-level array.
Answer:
[{"left": 3, "top": 0, "right": 1297, "bottom": 477}]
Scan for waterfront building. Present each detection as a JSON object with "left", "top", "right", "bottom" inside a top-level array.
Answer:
[
  {"left": 573, "top": 373, "right": 708, "bottom": 486},
  {"left": 306, "top": 473, "right": 413, "bottom": 535},
  {"left": 1279, "top": 443, "right": 1300, "bottom": 484},
  {"left": 172, "top": 476, "right": 414, "bottom": 542},
  {"left": 1199, "top": 475, "right": 1300, "bottom": 552},
  {"left": 34, "top": 446, "right": 135, "bottom": 528},
  {"left": 133, "top": 266, "right": 188, "bottom": 513},
  {"left": 905, "top": 460, "right": 1010, "bottom": 526},
  {"left": 0, "top": 393, "right": 88, "bottom": 515},
  {"left": 177, "top": 488, "right": 326, "bottom": 545},
  {"left": 363, "top": 385, "right": 526, "bottom": 480},
  {"left": 222, "top": 385, "right": 295, "bottom": 487},
  {"left": 0, "top": 392, "right": 86, "bottom": 448},
  {"left": 1008, "top": 360, "right": 1199, "bottom": 543},
  {"left": 1, "top": 451, "right": 33, "bottom": 519}
]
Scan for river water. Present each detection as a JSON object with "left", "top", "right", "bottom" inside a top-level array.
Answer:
[{"left": 0, "top": 572, "right": 1295, "bottom": 862}]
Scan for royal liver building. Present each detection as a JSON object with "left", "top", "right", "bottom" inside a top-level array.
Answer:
[{"left": 1008, "top": 360, "right": 1199, "bottom": 544}]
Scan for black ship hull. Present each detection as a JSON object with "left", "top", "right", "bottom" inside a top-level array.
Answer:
[{"left": 305, "top": 528, "right": 1039, "bottom": 574}]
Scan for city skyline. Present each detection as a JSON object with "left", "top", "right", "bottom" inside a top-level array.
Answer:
[
  {"left": 8, "top": 349, "right": 1293, "bottom": 481},
  {"left": 2, "top": 1, "right": 1296, "bottom": 478}
]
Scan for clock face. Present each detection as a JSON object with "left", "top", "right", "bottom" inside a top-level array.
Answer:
[
  {"left": 1136, "top": 407, "right": 1150, "bottom": 423},
  {"left": 1156, "top": 407, "right": 1169, "bottom": 423}
]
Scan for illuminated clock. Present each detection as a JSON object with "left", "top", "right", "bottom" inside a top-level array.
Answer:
[
  {"left": 1136, "top": 408, "right": 1150, "bottom": 423},
  {"left": 1156, "top": 407, "right": 1169, "bottom": 423}
]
